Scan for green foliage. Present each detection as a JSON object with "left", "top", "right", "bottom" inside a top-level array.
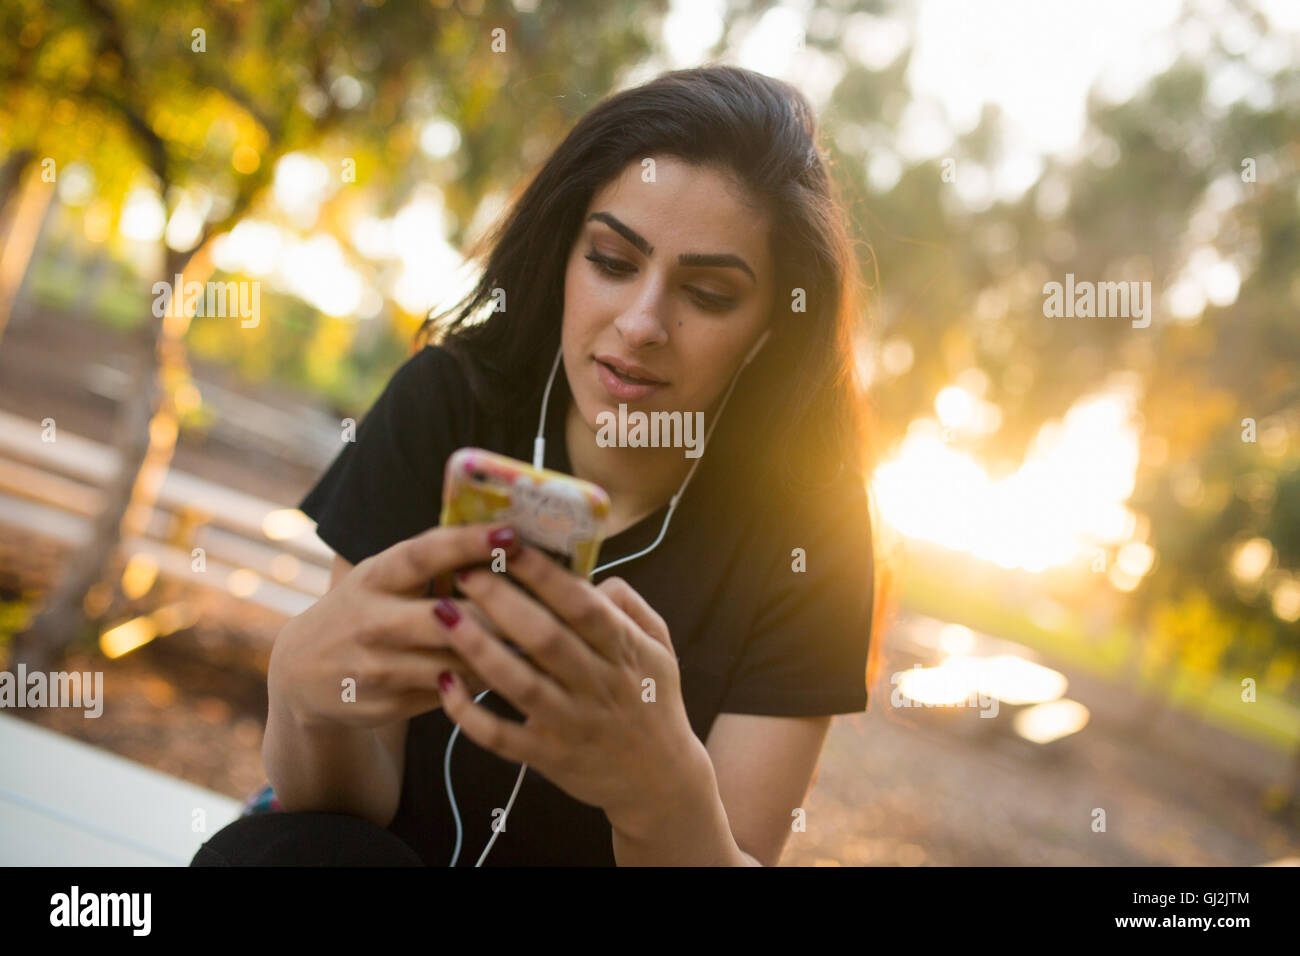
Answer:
[
  {"left": 0, "top": 598, "right": 35, "bottom": 644},
  {"left": 823, "top": 2, "right": 1300, "bottom": 676}
]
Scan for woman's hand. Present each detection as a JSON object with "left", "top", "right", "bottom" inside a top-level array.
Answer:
[
  {"left": 435, "top": 543, "right": 713, "bottom": 838},
  {"left": 268, "top": 522, "right": 515, "bottom": 732}
]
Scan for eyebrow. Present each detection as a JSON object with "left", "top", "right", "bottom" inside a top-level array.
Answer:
[{"left": 586, "top": 212, "right": 756, "bottom": 283}]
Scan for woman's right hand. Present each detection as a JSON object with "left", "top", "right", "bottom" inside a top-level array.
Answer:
[{"left": 269, "top": 522, "right": 518, "bottom": 732}]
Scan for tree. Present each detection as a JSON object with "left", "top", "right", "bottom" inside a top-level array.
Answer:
[{"left": 3, "top": 0, "right": 665, "bottom": 669}]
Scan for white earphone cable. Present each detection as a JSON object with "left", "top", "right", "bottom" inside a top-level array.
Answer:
[{"left": 445, "top": 331, "right": 768, "bottom": 865}]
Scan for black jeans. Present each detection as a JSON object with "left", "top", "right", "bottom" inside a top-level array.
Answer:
[{"left": 191, "top": 811, "right": 425, "bottom": 866}]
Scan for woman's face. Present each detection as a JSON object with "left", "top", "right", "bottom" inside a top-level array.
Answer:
[{"left": 561, "top": 155, "right": 773, "bottom": 439}]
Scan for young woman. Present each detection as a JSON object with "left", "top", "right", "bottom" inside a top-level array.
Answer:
[{"left": 193, "top": 64, "right": 880, "bottom": 867}]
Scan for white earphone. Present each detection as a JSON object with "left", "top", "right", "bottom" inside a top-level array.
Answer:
[
  {"left": 446, "top": 326, "right": 770, "bottom": 866},
  {"left": 743, "top": 327, "right": 771, "bottom": 366}
]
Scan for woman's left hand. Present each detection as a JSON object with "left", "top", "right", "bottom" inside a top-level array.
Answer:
[{"left": 435, "top": 541, "right": 711, "bottom": 837}]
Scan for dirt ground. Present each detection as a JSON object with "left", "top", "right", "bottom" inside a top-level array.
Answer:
[
  {"left": 789, "top": 685, "right": 1300, "bottom": 866},
  {"left": 2, "top": 524, "right": 277, "bottom": 804},
  {"left": 6, "top": 522, "right": 1298, "bottom": 866}
]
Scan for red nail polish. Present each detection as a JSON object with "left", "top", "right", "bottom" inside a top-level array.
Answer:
[
  {"left": 433, "top": 599, "right": 460, "bottom": 627},
  {"left": 488, "top": 527, "right": 520, "bottom": 557},
  {"left": 438, "top": 671, "right": 455, "bottom": 692},
  {"left": 454, "top": 569, "right": 470, "bottom": 584}
]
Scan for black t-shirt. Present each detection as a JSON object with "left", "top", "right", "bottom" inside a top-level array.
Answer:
[{"left": 297, "top": 344, "right": 874, "bottom": 865}]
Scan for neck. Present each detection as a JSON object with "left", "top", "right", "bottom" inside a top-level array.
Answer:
[{"left": 563, "top": 399, "right": 694, "bottom": 528}]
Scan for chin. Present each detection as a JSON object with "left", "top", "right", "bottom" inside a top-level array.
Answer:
[{"left": 568, "top": 389, "right": 605, "bottom": 435}]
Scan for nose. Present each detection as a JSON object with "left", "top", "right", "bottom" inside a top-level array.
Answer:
[{"left": 612, "top": 276, "right": 671, "bottom": 350}]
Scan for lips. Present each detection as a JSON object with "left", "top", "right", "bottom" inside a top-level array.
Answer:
[
  {"left": 595, "top": 355, "right": 666, "bottom": 385},
  {"left": 594, "top": 356, "right": 666, "bottom": 401}
]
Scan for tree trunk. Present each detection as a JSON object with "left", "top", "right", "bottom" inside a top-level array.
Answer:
[
  {"left": 0, "top": 149, "right": 34, "bottom": 224},
  {"left": 0, "top": 160, "right": 55, "bottom": 343},
  {"left": 11, "top": 242, "right": 211, "bottom": 671}
]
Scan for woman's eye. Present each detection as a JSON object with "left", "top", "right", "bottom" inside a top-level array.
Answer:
[
  {"left": 586, "top": 247, "right": 734, "bottom": 312},
  {"left": 686, "top": 288, "right": 736, "bottom": 313},
  {"left": 585, "top": 250, "right": 635, "bottom": 277}
]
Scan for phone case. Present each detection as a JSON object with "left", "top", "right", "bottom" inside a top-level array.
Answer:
[{"left": 440, "top": 447, "right": 611, "bottom": 579}]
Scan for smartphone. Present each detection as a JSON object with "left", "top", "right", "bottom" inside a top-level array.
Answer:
[
  {"left": 436, "top": 447, "right": 610, "bottom": 699},
  {"left": 439, "top": 447, "right": 611, "bottom": 580}
]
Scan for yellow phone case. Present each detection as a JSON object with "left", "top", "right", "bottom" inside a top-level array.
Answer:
[{"left": 440, "top": 447, "right": 611, "bottom": 579}]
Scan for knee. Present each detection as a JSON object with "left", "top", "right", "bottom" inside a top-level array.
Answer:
[{"left": 191, "top": 811, "right": 424, "bottom": 866}]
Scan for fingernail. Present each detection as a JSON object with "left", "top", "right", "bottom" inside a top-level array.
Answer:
[
  {"left": 438, "top": 671, "right": 455, "bottom": 692},
  {"left": 433, "top": 599, "right": 460, "bottom": 628},
  {"left": 488, "top": 526, "right": 520, "bottom": 557},
  {"left": 454, "top": 569, "right": 470, "bottom": 584}
]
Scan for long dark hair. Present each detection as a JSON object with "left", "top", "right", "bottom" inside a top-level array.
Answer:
[{"left": 417, "top": 63, "right": 873, "bottom": 504}]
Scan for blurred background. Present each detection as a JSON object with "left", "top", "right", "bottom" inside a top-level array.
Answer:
[{"left": 0, "top": 0, "right": 1297, "bottom": 865}]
